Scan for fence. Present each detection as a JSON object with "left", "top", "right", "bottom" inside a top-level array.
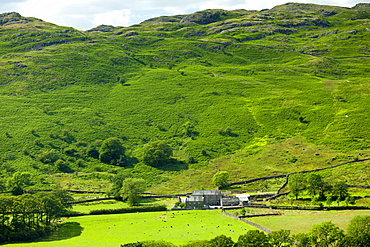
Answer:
[
  {"left": 231, "top": 158, "right": 370, "bottom": 187},
  {"left": 68, "top": 197, "right": 116, "bottom": 205},
  {"left": 230, "top": 174, "right": 287, "bottom": 186},
  {"left": 222, "top": 211, "right": 273, "bottom": 233},
  {"left": 347, "top": 185, "right": 370, "bottom": 189}
]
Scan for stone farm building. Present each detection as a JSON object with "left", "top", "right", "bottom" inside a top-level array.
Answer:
[{"left": 181, "top": 190, "right": 250, "bottom": 209}]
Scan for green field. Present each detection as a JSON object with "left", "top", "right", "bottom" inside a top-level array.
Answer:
[
  {"left": 71, "top": 198, "right": 178, "bottom": 214},
  {"left": 3, "top": 210, "right": 256, "bottom": 246},
  {"left": 4, "top": 208, "right": 369, "bottom": 246},
  {"left": 248, "top": 209, "right": 370, "bottom": 234}
]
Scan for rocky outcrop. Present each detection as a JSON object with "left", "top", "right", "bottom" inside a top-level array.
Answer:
[
  {"left": 277, "top": 18, "right": 330, "bottom": 28},
  {"left": 352, "top": 3, "right": 370, "bottom": 10},
  {"left": 0, "top": 12, "right": 31, "bottom": 25},
  {"left": 87, "top": 25, "right": 119, "bottom": 32},
  {"left": 180, "top": 10, "right": 226, "bottom": 25}
]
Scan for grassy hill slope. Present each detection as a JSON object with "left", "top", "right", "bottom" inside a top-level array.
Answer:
[{"left": 0, "top": 3, "right": 369, "bottom": 193}]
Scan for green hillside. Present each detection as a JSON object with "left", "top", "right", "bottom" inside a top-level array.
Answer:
[{"left": 0, "top": 3, "right": 369, "bottom": 193}]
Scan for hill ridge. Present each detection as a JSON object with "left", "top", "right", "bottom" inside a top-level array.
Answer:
[{"left": 0, "top": 2, "right": 369, "bottom": 194}]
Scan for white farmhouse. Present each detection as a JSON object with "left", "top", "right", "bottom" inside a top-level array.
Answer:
[{"left": 235, "top": 194, "right": 250, "bottom": 205}]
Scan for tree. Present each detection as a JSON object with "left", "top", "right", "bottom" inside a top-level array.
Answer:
[
  {"left": 52, "top": 189, "right": 74, "bottom": 208},
  {"left": 143, "top": 140, "right": 173, "bottom": 167},
  {"left": 326, "top": 194, "right": 333, "bottom": 207},
  {"left": 207, "top": 235, "right": 234, "bottom": 247},
  {"left": 344, "top": 215, "right": 370, "bottom": 247},
  {"left": 306, "top": 174, "right": 327, "bottom": 199},
  {"left": 237, "top": 230, "right": 271, "bottom": 247},
  {"left": 308, "top": 221, "right": 344, "bottom": 247},
  {"left": 212, "top": 171, "right": 230, "bottom": 189},
  {"left": 141, "top": 240, "right": 174, "bottom": 246},
  {"left": 120, "top": 178, "right": 146, "bottom": 206},
  {"left": 7, "top": 172, "right": 33, "bottom": 195},
  {"left": 348, "top": 196, "right": 356, "bottom": 205},
  {"left": 331, "top": 181, "right": 348, "bottom": 201},
  {"left": 336, "top": 196, "right": 341, "bottom": 206},
  {"left": 289, "top": 174, "right": 305, "bottom": 200},
  {"left": 99, "top": 137, "right": 126, "bottom": 165},
  {"left": 293, "top": 233, "right": 310, "bottom": 247},
  {"left": 38, "top": 192, "right": 67, "bottom": 224},
  {"left": 109, "top": 172, "right": 130, "bottom": 198},
  {"left": 268, "top": 229, "right": 292, "bottom": 247},
  {"left": 55, "top": 159, "right": 73, "bottom": 173},
  {"left": 0, "top": 196, "right": 13, "bottom": 228}
]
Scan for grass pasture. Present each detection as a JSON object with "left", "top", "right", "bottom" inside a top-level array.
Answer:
[
  {"left": 248, "top": 209, "right": 370, "bottom": 234},
  {"left": 4, "top": 210, "right": 256, "bottom": 247},
  {"left": 71, "top": 198, "right": 178, "bottom": 214},
  {"left": 71, "top": 200, "right": 128, "bottom": 214}
]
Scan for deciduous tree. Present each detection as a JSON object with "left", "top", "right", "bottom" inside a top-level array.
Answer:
[
  {"left": 143, "top": 140, "right": 173, "bottom": 167},
  {"left": 268, "top": 229, "right": 292, "bottom": 247},
  {"left": 344, "top": 215, "right": 370, "bottom": 247},
  {"left": 331, "top": 181, "right": 348, "bottom": 201},
  {"left": 99, "top": 137, "right": 126, "bottom": 165},
  {"left": 212, "top": 171, "right": 230, "bottom": 189},
  {"left": 237, "top": 230, "right": 271, "bottom": 247},
  {"left": 7, "top": 172, "right": 33, "bottom": 195},
  {"left": 308, "top": 221, "right": 344, "bottom": 247},
  {"left": 207, "top": 234, "right": 234, "bottom": 247},
  {"left": 289, "top": 174, "right": 305, "bottom": 200},
  {"left": 120, "top": 178, "right": 146, "bottom": 206},
  {"left": 306, "top": 174, "right": 328, "bottom": 199}
]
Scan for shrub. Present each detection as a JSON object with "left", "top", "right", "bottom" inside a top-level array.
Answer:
[
  {"left": 76, "top": 159, "right": 85, "bottom": 167},
  {"left": 156, "top": 124, "right": 166, "bottom": 131},
  {"left": 55, "top": 159, "right": 73, "bottom": 173},
  {"left": 75, "top": 141, "right": 88, "bottom": 147},
  {"left": 64, "top": 146, "right": 78, "bottom": 156},
  {"left": 38, "top": 150, "right": 59, "bottom": 164},
  {"left": 142, "top": 240, "right": 175, "bottom": 247},
  {"left": 34, "top": 139, "right": 43, "bottom": 146},
  {"left": 121, "top": 243, "right": 143, "bottom": 247}
]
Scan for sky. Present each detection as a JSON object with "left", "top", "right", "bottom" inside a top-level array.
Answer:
[{"left": 0, "top": 0, "right": 364, "bottom": 30}]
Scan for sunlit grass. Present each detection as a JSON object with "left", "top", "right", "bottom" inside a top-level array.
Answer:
[
  {"left": 248, "top": 210, "right": 370, "bottom": 234},
  {"left": 4, "top": 210, "right": 257, "bottom": 247}
]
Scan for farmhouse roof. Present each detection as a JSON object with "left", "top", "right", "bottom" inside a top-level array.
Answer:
[
  {"left": 236, "top": 194, "right": 250, "bottom": 201},
  {"left": 192, "top": 190, "right": 221, "bottom": 196},
  {"left": 187, "top": 195, "right": 204, "bottom": 202},
  {"left": 221, "top": 197, "right": 239, "bottom": 203}
]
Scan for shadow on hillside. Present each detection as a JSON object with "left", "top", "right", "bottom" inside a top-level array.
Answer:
[
  {"left": 41, "top": 222, "right": 83, "bottom": 242},
  {"left": 120, "top": 156, "right": 139, "bottom": 168},
  {"left": 157, "top": 159, "right": 189, "bottom": 171}
]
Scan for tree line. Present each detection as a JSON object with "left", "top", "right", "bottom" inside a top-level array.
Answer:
[
  {"left": 0, "top": 190, "right": 72, "bottom": 243},
  {"left": 288, "top": 173, "right": 356, "bottom": 206}
]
